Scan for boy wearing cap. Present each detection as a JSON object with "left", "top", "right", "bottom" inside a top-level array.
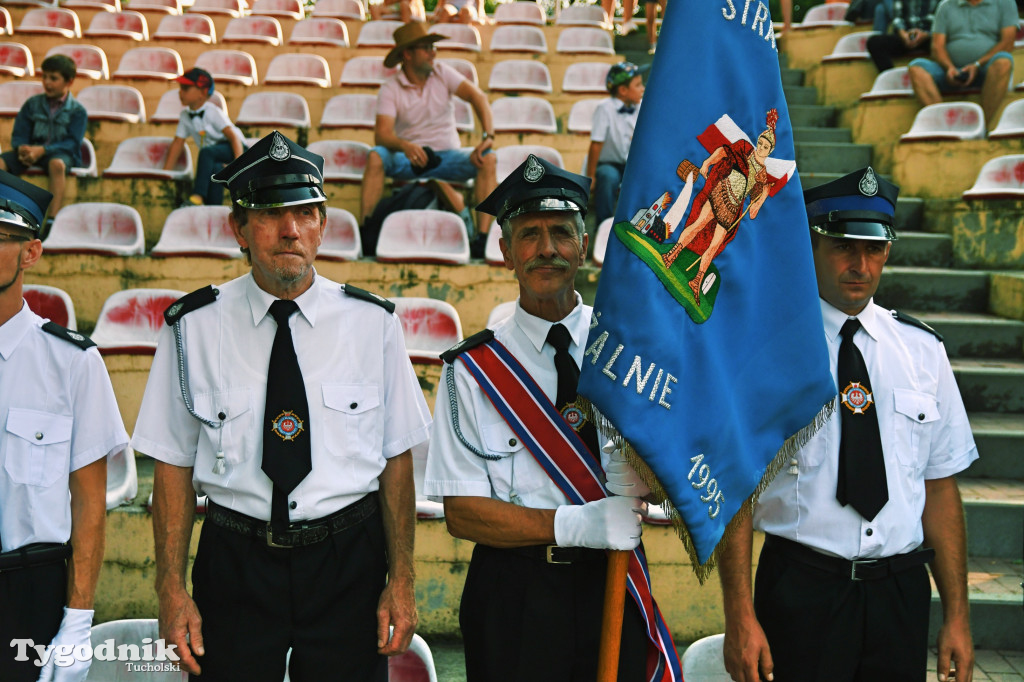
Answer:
[
  {"left": 163, "top": 68, "right": 245, "bottom": 207},
  {"left": 717, "top": 168, "right": 976, "bottom": 682},
  {"left": 0, "top": 54, "right": 86, "bottom": 234},
  {"left": 586, "top": 62, "right": 645, "bottom": 228},
  {"left": 0, "top": 170, "right": 129, "bottom": 682}
]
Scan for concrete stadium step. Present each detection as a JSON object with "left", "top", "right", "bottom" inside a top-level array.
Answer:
[
  {"left": 781, "top": 67, "right": 805, "bottom": 87},
  {"left": 964, "top": 413, "right": 1024, "bottom": 479},
  {"left": 875, "top": 266, "right": 989, "bottom": 313},
  {"left": 950, "top": 359, "right": 1024, "bottom": 414},
  {"left": 894, "top": 198, "right": 925, "bottom": 233},
  {"left": 788, "top": 104, "right": 837, "bottom": 128},
  {"left": 887, "top": 233, "right": 952, "bottom": 267},
  {"left": 782, "top": 85, "right": 819, "bottom": 106},
  {"left": 959, "top": 478, "right": 1024, "bottom": 560},
  {"left": 908, "top": 311, "right": 1024, "bottom": 359},
  {"left": 928, "top": 557, "right": 1024, "bottom": 651},
  {"left": 792, "top": 126, "right": 852, "bottom": 144},
  {"left": 794, "top": 141, "right": 876, "bottom": 175}
]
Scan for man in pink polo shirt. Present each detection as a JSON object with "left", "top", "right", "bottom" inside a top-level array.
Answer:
[{"left": 360, "top": 22, "right": 497, "bottom": 256}]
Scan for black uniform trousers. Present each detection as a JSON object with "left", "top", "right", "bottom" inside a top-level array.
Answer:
[
  {"left": 189, "top": 504, "right": 389, "bottom": 682},
  {"left": 753, "top": 535, "right": 931, "bottom": 682},
  {"left": 0, "top": 559, "right": 66, "bottom": 682},
  {"left": 460, "top": 543, "right": 649, "bottom": 682}
]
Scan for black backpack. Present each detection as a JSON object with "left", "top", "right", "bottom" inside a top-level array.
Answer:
[{"left": 361, "top": 182, "right": 437, "bottom": 257}]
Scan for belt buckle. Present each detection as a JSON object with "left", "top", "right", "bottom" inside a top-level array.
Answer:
[
  {"left": 545, "top": 545, "right": 570, "bottom": 565},
  {"left": 850, "top": 559, "right": 871, "bottom": 581},
  {"left": 266, "top": 523, "right": 293, "bottom": 549}
]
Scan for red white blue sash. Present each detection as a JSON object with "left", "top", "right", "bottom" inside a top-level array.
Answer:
[{"left": 456, "top": 338, "right": 682, "bottom": 682}]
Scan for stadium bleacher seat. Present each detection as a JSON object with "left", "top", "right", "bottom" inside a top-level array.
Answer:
[
  {"left": 453, "top": 98, "right": 474, "bottom": 133},
  {"left": 487, "top": 300, "right": 516, "bottom": 327},
  {"left": 0, "top": 82, "right": 42, "bottom": 117},
  {"left": 65, "top": 0, "right": 120, "bottom": 12},
  {"left": 0, "top": 43, "right": 34, "bottom": 78},
  {"left": 264, "top": 53, "right": 331, "bottom": 87},
  {"left": 484, "top": 228, "right": 503, "bottom": 266},
  {"left": 289, "top": 17, "right": 350, "bottom": 47},
  {"left": 17, "top": 8, "right": 82, "bottom": 38},
  {"left": 680, "top": 634, "right": 729, "bottom": 681},
  {"left": 311, "top": 0, "right": 365, "bottom": 21},
  {"left": 251, "top": 0, "right": 305, "bottom": 20},
  {"left": 822, "top": 30, "right": 876, "bottom": 62},
  {"left": 390, "top": 634, "right": 439, "bottom": 682},
  {"left": 195, "top": 49, "right": 259, "bottom": 86},
  {"left": 487, "top": 59, "right": 552, "bottom": 93},
  {"left": 962, "top": 154, "right": 1024, "bottom": 199},
  {"left": 152, "top": 206, "right": 240, "bottom": 258},
  {"left": 433, "top": 23, "right": 482, "bottom": 52},
  {"left": 490, "top": 25, "right": 548, "bottom": 53},
  {"left": 339, "top": 56, "right": 397, "bottom": 87},
  {"left": 153, "top": 13, "right": 217, "bottom": 43},
  {"left": 493, "top": 1, "right": 545, "bottom": 26},
  {"left": 44, "top": 44, "right": 109, "bottom": 80},
  {"left": 989, "top": 99, "right": 1024, "bottom": 139},
  {"left": 562, "top": 61, "right": 611, "bottom": 94},
  {"left": 105, "top": 446, "right": 139, "bottom": 510},
  {"left": 392, "top": 297, "right": 463, "bottom": 363},
  {"left": 592, "top": 217, "right": 612, "bottom": 266},
  {"left": 900, "top": 102, "right": 985, "bottom": 141},
  {"left": 91, "top": 288, "right": 187, "bottom": 354},
  {"left": 796, "top": 3, "right": 851, "bottom": 27},
  {"left": 567, "top": 98, "right": 602, "bottom": 134},
  {"left": 556, "top": 27, "right": 614, "bottom": 54},
  {"left": 492, "top": 96, "right": 557, "bottom": 134},
  {"left": 189, "top": 0, "right": 246, "bottom": 17},
  {"left": 112, "top": 47, "right": 184, "bottom": 80},
  {"left": 861, "top": 66, "right": 912, "bottom": 100},
  {"left": 556, "top": 4, "right": 606, "bottom": 26},
  {"left": 319, "top": 207, "right": 362, "bottom": 261},
  {"left": 104, "top": 137, "right": 192, "bottom": 179},
  {"left": 376, "top": 209, "right": 471, "bottom": 264},
  {"left": 307, "top": 139, "right": 371, "bottom": 181},
  {"left": 152, "top": 87, "right": 228, "bottom": 122},
  {"left": 357, "top": 19, "right": 403, "bottom": 47},
  {"left": 236, "top": 91, "right": 311, "bottom": 127},
  {"left": 23, "top": 284, "right": 77, "bottom": 329},
  {"left": 42, "top": 202, "right": 145, "bottom": 256},
  {"left": 126, "top": 0, "right": 183, "bottom": 14},
  {"left": 222, "top": 15, "right": 283, "bottom": 46},
  {"left": 0, "top": 8, "right": 11, "bottom": 37},
  {"left": 77, "top": 85, "right": 147, "bottom": 123},
  {"left": 84, "top": 10, "right": 148, "bottom": 40},
  {"left": 320, "top": 93, "right": 376, "bottom": 128},
  {"left": 496, "top": 145, "right": 564, "bottom": 182},
  {"left": 439, "top": 57, "right": 478, "bottom": 86}
]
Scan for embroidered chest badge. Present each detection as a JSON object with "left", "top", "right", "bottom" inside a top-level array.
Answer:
[
  {"left": 271, "top": 410, "right": 305, "bottom": 441},
  {"left": 561, "top": 403, "right": 586, "bottom": 431},
  {"left": 840, "top": 382, "right": 874, "bottom": 415}
]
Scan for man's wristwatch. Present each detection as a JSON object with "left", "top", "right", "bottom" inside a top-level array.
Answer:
[
  {"left": 974, "top": 60, "right": 982, "bottom": 69},
  {"left": 482, "top": 131, "right": 493, "bottom": 142}
]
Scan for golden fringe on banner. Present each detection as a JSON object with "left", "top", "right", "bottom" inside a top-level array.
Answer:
[{"left": 579, "top": 398, "right": 836, "bottom": 585}]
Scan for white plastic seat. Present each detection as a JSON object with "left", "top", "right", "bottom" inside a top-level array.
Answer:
[
  {"left": 556, "top": 26, "right": 613, "bottom": 54},
  {"left": 91, "top": 289, "right": 187, "bottom": 354},
  {"left": 113, "top": 47, "right": 183, "bottom": 80},
  {"left": 487, "top": 59, "right": 552, "bottom": 93},
  {"left": 861, "top": 66, "right": 912, "bottom": 100},
  {"left": 900, "top": 102, "right": 985, "bottom": 141},
  {"left": 453, "top": 98, "right": 474, "bottom": 133},
  {"left": 0, "top": 43, "right": 34, "bottom": 78},
  {"left": 962, "top": 154, "right": 1024, "bottom": 199},
  {"left": 592, "top": 216, "right": 613, "bottom": 266},
  {"left": 84, "top": 10, "right": 148, "bottom": 40},
  {"left": 222, "top": 15, "right": 283, "bottom": 45},
  {"left": 105, "top": 446, "right": 138, "bottom": 510},
  {"left": 289, "top": 17, "right": 350, "bottom": 46},
  {"left": 486, "top": 300, "right": 516, "bottom": 327},
  {"left": 410, "top": 439, "right": 444, "bottom": 519},
  {"left": 339, "top": 56, "right": 397, "bottom": 87},
  {"left": 681, "top": 634, "right": 730, "bottom": 681},
  {"left": 319, "top": 207, "right": 362, "bottom": 260},
  {"left": 492, "top": 96, "right": 557, "bottom": 134},
  {"left": 195, "top": 49, "right": 259, "bottom": 86},
  {"left": 87, "top": 620, "right": 185, "bottom": 681},
  {"left": 496, "top": 145, "right": 563, "bottom": 182},
  {"left": 104, "top": 137, "right": 192, "bottom": 179},
  {"left": 42, "top": 202, "right": 145, "bottom": 256},
  {"left": 307, "top": 139, "right": 371, "bottom": 181},
  {"left": 320, "top": 93, "right": 376, "bottom": 128},
  {"left": 152, "top": 206, "right": 240, "bottom": 258},
  {"left": 154, "top": 13, "right": 217, "bottom": 43},
  {"left": 567, "top": 98, "right": 602, "bottom": 134},
  {"left": 237, "top": 92, "right": 311, "bottom": 128},
  {"left": 393, "top": 297, "right": 463, "bottom": 363},
  {"left": 484, "top": 227, "right": 503, "bottom": 266},
  {"left": 44, "top": 44, "right": 109, "bottom": 80},
  {"left": 311, "top": 0, "right": 365, "bottom": 20},
  {"left": 390, "top": 634, "right": 439, "bottom": 682},
  {"left": 65, "top": 0, "right": 120, "bottom": 10},
  {"left": 356, "top": 19, "right": 403, "bottom": 47},
  {"left": 494, "top": 1, "right": 545, "bottom": 26},
  {"left": 251, "top": 0, "right": 305, "bottom": 20},
  {"left": 433, "top": 23, "right": 482, "bottom": 52},
  {"left": 988, "top": 99, "right": 1024, "bottom": 139},
  {"left": 439, "top": 57, "right": 478, "bottom": 85},
  {"left": 23, "top": 284, "right": 77, "bottom": 330},
  {"left": 376, "top": 209, "right": 470, "bottom": 264},
  {"left": 264, "top": 53, "right": 331, "bottom": 87},
  {"left": 77, "top": 85, "right": 147, "bottom": 123},
  {"left": 190, "top": 0, "right": 246, "bottom": 17},
  {"left": 490, "top": 25, "right": 547, "bottom": 52},
  {"left": 17, "top": 8, "right": 81, "bottom": 38},
  {"left": 0, "top": 8, "right": 11, "bottom": 36},
  {"left": 797, "top": 3, "right": 851, "bottom": 28},
  {"left": 126, "top": 0, "right": 183, "bottom": 14},
  {"left": 562, "top": 61, "right": 611, "bottom": 94},
  {"left": 0, "top": 81, "right": 43, "bottom": 117},
  {"left": 152, "top": 88, "right": 228, "bottom": 122},
  {"left": 822, "top": 30, "right": 876, "bottom": 62},
  {"left": 556, "top": 4, "right": 606, "bottom": 26}
]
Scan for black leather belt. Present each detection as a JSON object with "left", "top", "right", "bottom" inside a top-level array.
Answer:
[
  {"left": 502, "top": 544, "right": 606, "bottom": 565},
  {"left": 206, "top": 493, "right": 377, "bottom": 549},
  {"left": 0, "top": 543, "right": 71, "bottom": 573},
  {"left": 765, "top": 534, "right": 934, "bottom": 581}
]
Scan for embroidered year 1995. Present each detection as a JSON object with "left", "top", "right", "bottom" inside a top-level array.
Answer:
[{"left": 689, "top": 453, "right": 724, "bottom": 519}]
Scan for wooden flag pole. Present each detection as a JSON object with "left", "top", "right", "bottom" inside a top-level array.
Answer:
[{"left": 596, "top": 549, "right": 631, "bottom": 681}]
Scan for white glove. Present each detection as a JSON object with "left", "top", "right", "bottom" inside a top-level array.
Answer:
[
  {"left": 37, "top": 607, "right": 93, "bottom": 682},
  {"left": 554, "top": 496, "right": 642, "bottom": 550},
  {"left": 604, "top": 443, "right": 652, "bottom": 498}
]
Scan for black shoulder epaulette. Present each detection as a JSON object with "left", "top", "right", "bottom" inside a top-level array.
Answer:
[
  {"left": 440, "top": 329, "right": 495, "bottom": 364},
  {"left": 343, "top": 284, "right": 395, "bottom": 314},
  {"left": 892, "top": 310, "right": 943, "bottom": 342},
  {"left": 42, "top": 321, "right": 96, "bottom": 350},
  {"left": 164, "top": 285, "right": 219, "bottom": 326}
]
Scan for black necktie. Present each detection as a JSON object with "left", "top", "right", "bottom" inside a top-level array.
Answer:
[
  {"left": 836, "top": 318, "right": 888, "bottom": 521},
  {"left": 546, "top": 324, "right": 600, "bottom": 460},
  {"left": 188, "top": 109, "right": 204, "bottom": 119},
  {"left": 262, "top": 300, "right": 312, "bottom": 523},
  {"left": 618, "top": 105, "right": 636, "bottom": 115}
]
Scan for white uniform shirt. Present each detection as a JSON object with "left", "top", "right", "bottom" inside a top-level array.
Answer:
[
  {"left": 0, "top": 303, "right": 129, "bottom": 552},
  {"left": 131, "top": 272, "right": 432, "bottom": 522},
  {"left": 753, "top": 298, "right": 978, "bottom": 560},
  {"left": 590, "top": 97, "right": 640, "bottom": 165},
  {"left": 175, "top": 101, "right": 242, "bottom": 150},
  {"left": 425, "top": 295, "right": 613, "bottom": 508}
]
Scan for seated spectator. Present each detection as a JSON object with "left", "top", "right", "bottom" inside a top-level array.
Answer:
[
  {"left": 433, "top": 0, "right": 485, "bottom": 24},
  {"left": 0, "top": 55, "right": 86, "bottom": 235},
  {"left": 587, "top": 62, "right": 645, "bottom": 227},
  {"left": 908, "top": 0, "right": 1016, "bottom": 125},
  {"left": 369, "top": 0, "right": 426, "bottom": 22},
  {"left": 163, "top": 68, "right": 245, "bottom": 207},
  {"left": 646, "top": 0, "right": 667, "bottom": 53},
  {"left": 867, "top": 0, "right": 938, "bottom": 72}
]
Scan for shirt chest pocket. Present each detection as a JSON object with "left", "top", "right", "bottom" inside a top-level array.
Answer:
[
  {"left": 892, "top": 388, "right": 939, "bottom": 471},
  {"left": 3, "top": 409, "right": 73, "bottom": 487},
  {"left": 193, "top": 389, "right": 253, "bottom": 465},
  {"left": 322, "top": 384, "right": 381, "bottom": 458},
  {"left": 480, "top": 422, "right": 546, "bottom": 502}
]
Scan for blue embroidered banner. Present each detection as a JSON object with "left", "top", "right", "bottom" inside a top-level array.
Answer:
[{"left": 578, "top": 0, "right": 836, "bottom": 580}]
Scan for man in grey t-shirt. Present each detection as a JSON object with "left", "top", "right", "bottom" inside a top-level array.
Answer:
[{"left": 907, "top": 0, "right": 1017, "bottom": 125}]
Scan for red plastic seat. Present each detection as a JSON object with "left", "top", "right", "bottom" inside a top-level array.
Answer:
[
  {"left": 989, "top": 99, "right": 1024, "bottom": 140},
  {"left": 0, "top": 8, "right": 11, "bottom": 37},
  {"left": 17, "top": 8, "right": 81, "bottom": 38},
  {"left": 900, "top": 102, "right": 985, "bottom": 142},
  {"left": 796, "top": 3, "right": 851, "bottom": 28},
  {"left": 376, "top": 209, "right": 470, "bottom": 264},
  {"left": 42, "top": 202, "right": 145, "bottom": 256},
  {"left": 23, "top": 284, "right": 77, "bottom": 330},
  {"left": 153, "top": 13, "right": 217, "bottom": 43},
  {"left": 860, "top": 66, "right": 912, "bottom": 101},
  {"left": 556, "top": 4, "right": 606, "bottom": 27},
  {"left": 392, "top": 297, "right": 464, "bottom": 364},
  {"left": 91, "top": 289, "right": 187, "bottom": 355},
  {"left": 112, "top": 47, "right": 184, "bottom": 80},
  {"left": 152, "top": 206, "right": 240, "bottom": 258},
  {"left": 65, "top": 0, "right": 120, "bottom": 12},
  {"left": 438, "top": 57, "right": 478, "bottom": 86},
  {"left": 44, "top": 44, "right": 109, "bottom": 80},
  {"left": 236, "top": 92, "right": 311, "bottom": 128},
  {"left": 104, "top": 137, "right": 192, "bottom": 179},
  {"left": 388, "top": 634, "right": 438, "bottom": 681},
  {"left": 0, "top": 43, "right": 34, "bottom": 78},
  {"left": 307, "top": 140, "right": 370, "bottom": 182},
  {"left": 289, "top": 17, "right": 350, "bottom": 47},
  {"left": 962, "top": 154, "right": 1024, "bottom": 200},
  {"left": 126, "top": 0, "right": 182, "bottom": 14},
  {"left": 84, "top": 11, "right": 148, "bottom": 40},
  {"left": 0, "top": 81, "right": 43, "bottom": 117},
  {"left": 453, "top": 98, "right": 474, "bottom": 134},
  {"left": 194, "top": 49, "right": 259, "bottom": 86}
]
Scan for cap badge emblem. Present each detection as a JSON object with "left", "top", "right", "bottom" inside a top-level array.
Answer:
[
  {"left": 858, "top": 167, "right": 878, "bottom": 197},
  {"left": 269, "top": 132, "right": 291, "bottom": 162},
  {"left": 523, "top": 155, "right": 545, "bottom": 183}
]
